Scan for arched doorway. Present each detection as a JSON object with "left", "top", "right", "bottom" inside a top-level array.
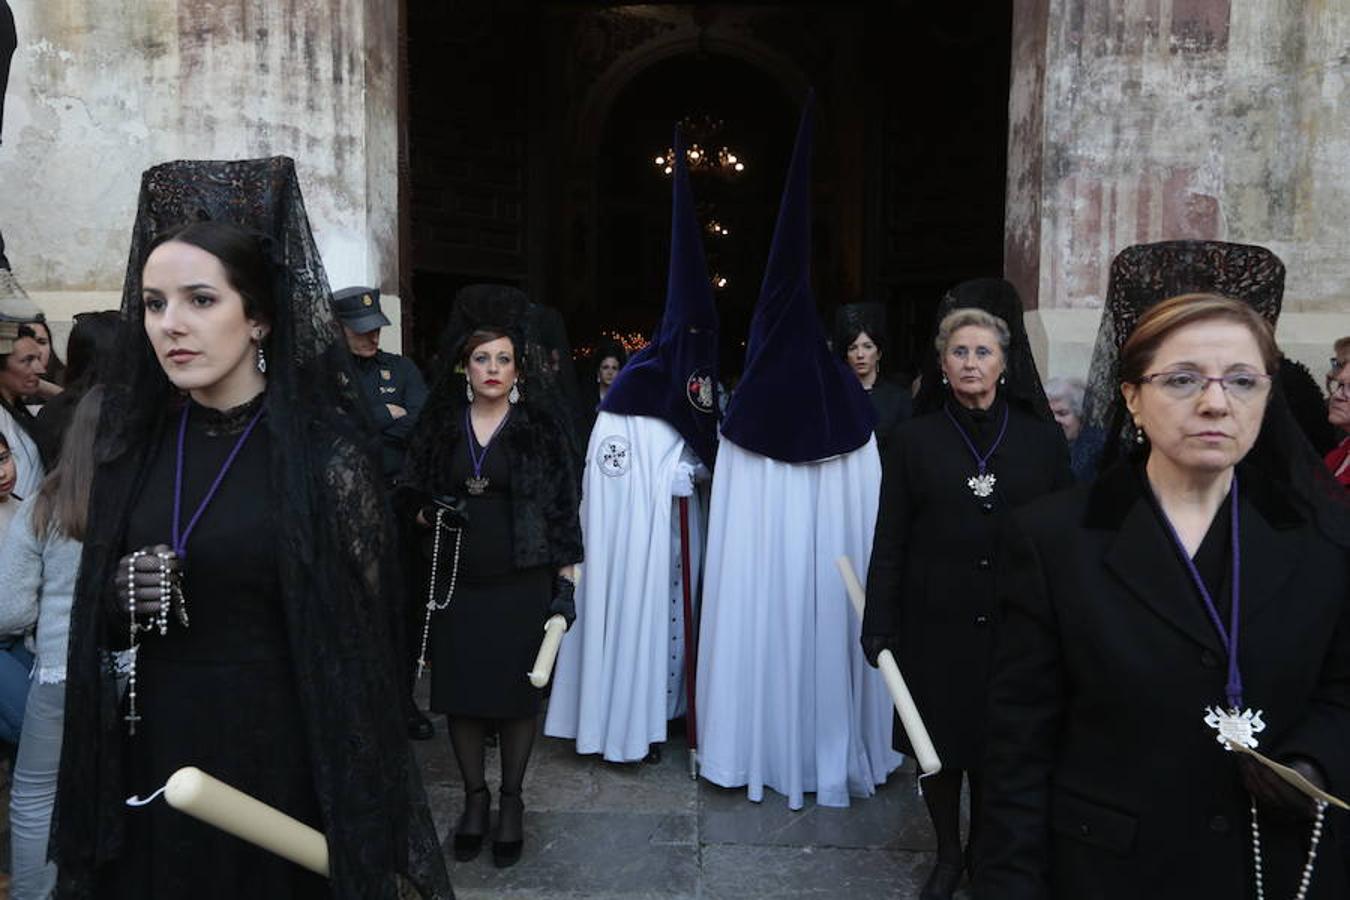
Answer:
[{"left": 584, "top": 52, "right": 798, "bottom": 375}]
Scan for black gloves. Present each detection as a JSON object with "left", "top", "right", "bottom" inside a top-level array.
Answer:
[
  {"left": 549, "top": 574, "right": 576, "bottom": 630},
  {"left": 115, "top": 545, "right": 185, "bottom": 630},
  {"left": 1238, "top": 754, "right": 1328, "bottom": 822},
  {"left": 860, "top": 634, "right": 893, "bottom": 669}
]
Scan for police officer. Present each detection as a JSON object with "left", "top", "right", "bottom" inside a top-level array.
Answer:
[
  {"left": 332, "top": 285, "right": 434, "bottom": 740},
  {"left": 332, "top": 286, "right": 428, "bottom": 483}
]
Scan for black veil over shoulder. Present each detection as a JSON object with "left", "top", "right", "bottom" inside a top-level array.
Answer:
[
  {"left": 912, "top": 277, "right": 1053, "bottom": 421},
  {"left": 54, "top": 158, "right": 453, "bottom": 899},
  {"left": 1082, "top": 239, "right": 1350, "bottom": 546}
]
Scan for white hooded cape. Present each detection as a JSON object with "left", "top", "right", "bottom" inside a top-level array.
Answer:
[
  {"left": 546, "top": 412, "right": 705, "bottom": 762},
  {"left": 695, "top": 435, "right": 900, "bottom": 809}
]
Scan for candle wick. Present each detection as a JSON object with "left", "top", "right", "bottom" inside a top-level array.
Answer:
[{"left": 126, "top": 784, "right": 169, "bottom": 807}]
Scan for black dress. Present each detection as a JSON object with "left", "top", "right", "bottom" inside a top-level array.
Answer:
[
  {"left": 428, "top": 423, "right": 552, "bottom": 719},
  {"left": 101, "top": 399, "right": 327, "bottom": 898}
]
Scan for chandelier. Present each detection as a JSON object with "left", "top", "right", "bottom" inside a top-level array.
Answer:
[{"left": 654, "top": 115, "right": 746, "bottom": 178}]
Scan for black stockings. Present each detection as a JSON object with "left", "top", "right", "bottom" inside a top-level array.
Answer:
[
  {"left": 923, "top": 767, "right": 980, "bottom": 866},
  {"left": 447, "top": 715, "right": 536, "bottom": 843}
]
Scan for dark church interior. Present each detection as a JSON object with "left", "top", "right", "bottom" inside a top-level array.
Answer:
[{"left": 405, "top": 2, "right": 1012, "bottom": 380}]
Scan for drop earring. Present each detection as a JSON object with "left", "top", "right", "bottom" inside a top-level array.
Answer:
[
  {"left": 1135, "top": 422, "right": 1146, "bottom": 445},
  {"left": 941, "top": 374, "right": 949, "bottom": 386},
  {"left": 508, "top": 381, "right": 521, "bottom": 405},
  {"left": 465, "top": 381, "right": 475, "bottom": 404},
  {"left": 999, "top": 374, "right": 1006, "bottom": 386},
  {"left": 254, "top": 338, "right": 267, "bottom": 375}
]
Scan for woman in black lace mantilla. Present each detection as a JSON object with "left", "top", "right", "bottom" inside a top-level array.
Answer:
[{"left": 53, "top": 158, "right": 452, "bottom": 899}]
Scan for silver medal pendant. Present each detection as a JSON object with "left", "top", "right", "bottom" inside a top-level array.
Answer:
[
  {"left": 1204, "top": 705, "right": 1266, "bottom": 750},
  {"left": 465, "top": 476, "right": 489, "bottom": 496},
  {"left": 967, "top": 472, "right": 996, "bottom": 498}
]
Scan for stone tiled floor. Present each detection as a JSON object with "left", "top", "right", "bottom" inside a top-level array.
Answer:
[{"left": 415, "top": 704, "right": 973, "bottom": 900}]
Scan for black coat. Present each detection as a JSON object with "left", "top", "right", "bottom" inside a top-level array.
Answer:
[
  {"left": 977, "top": 462, "right": 1350, "bottom": 900},
  {"left": 863, "top": 397, "right": 1072, "bottom": 768},
  {"left": 866, "top": 377, "right": 913, "bottom": 452},
  {"left": 352, "top": 350, "right": 428, "bottom": 482}
]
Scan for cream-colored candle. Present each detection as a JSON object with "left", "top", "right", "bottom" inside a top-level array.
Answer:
[
  {"left": 528, "top": 614, "right": 569, "bottom": 688},
  {"left": 164, "top": 766, "right": 330, "bottom": 876},
  {"left": 835, "top": 556, "right": 943, "bottom": 776}
]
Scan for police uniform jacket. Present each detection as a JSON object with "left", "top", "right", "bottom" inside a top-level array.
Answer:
[
  {"left": 976, "top": 461, "right": 1350, "bottom": 899},
  {"left": 862, "top": 394, "right": 1071, "bottom": 768},
  {"left": 354, "top": 350, "right": 427, "bottom": 481}
]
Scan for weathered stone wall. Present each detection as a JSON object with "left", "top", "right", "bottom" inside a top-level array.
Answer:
[
  {"left": 1013, "top": 0, "right": 1350, "bottom": 380},
  {"left": 0, "top": 0, "right": 401, "bottom": 351}
]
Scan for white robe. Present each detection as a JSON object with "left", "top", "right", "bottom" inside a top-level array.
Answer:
[
  {"left": 695, "top": 435, "right": 900, "bottom": 809},
  {"left": 545, "top": 412, "right": 706, "bottom": 762}
]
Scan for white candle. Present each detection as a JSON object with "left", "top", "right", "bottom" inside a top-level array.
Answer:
[
  {"left": 835, "top": 556, "right": 943, "bottom": 776},
  {"left": 164, "top": 766, "right": 330, "bottom": 876},
  {"left": 528, "top": 614, "right": 569, "bottom": 688}
]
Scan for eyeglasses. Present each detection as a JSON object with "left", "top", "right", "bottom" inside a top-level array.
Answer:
[
  {"left": 1330, "top": 380, "right": 1350, "bottom": 400},
  {"left": 1137, "top": 370, "right": 1271, "bottom": 401},
  {"left": 1331, "top": 357, "right": 1347, "bottom": 375}
]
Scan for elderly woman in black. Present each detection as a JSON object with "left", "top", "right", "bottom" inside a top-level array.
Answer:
[
  {"left": 978, "top": 294, "right": 1350, "bottom": 899},
  {"left": 862, "top": 279, "right": 1071, "bottom": 900},
  {"left": 400, "top": 288, "right": 582, "bottom": 870}
]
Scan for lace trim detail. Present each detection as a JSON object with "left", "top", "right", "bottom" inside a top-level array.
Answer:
[
  {"left": 194, "top": 391, "right": 267, "bottom": 436},
  {"left": 37, "top": 665, "right": 67, "bottom": 685}
]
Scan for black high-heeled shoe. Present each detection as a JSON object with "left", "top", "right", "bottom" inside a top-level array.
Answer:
[
  {"left": 453, "top": 787, "right": 490, "bottom": 862},
  {"left": 919, "top": 859, "right": 964, "bottom": 900},
  {"left": 492, "top": 791, "right": 525, "bottom": 868}
]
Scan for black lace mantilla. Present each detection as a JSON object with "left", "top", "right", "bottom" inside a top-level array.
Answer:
[
  {"left": 1081, "top": 240, "right": 1285, "bottom": 457},
  {"left": 55, "top": 158, "right": 454, "bottom": 899}
]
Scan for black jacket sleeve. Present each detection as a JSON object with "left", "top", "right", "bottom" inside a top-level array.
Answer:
[{"left": 862, "top": 428, "right": 912, "bottom": 640}]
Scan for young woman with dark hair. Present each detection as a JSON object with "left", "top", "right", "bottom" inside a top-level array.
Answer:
[
  {"left": 54, "top": 159, "right": 451, "bottom": 900},
  {"left": 32, "top": 310, "right": 121, "bottom": 466}
]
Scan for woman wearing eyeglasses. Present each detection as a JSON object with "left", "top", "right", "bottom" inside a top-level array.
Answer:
[
  {"left": 978, "top": 294, "right": 1350, "bottom": 900},
  {"left": 1323, "top": 337, "right": 1350, "bottom": 486}
]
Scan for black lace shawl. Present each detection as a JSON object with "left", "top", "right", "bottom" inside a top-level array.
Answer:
[
  {"left": 398, "top": 284, "right": 584, "bottom": 567},
  {"left": 53, "top": 158, "right": 452, "bottom": 899}
]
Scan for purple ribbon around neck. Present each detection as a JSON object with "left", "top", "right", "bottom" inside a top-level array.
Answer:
[
  {"left": 465, "top": 406, "right": 511, "bottom": 481},
  {"left": 172, "top": 402, "right": 266, "bottom": 559},
  {"left": 1157, "top": 475, "right": 1244, "bottom": 710},
  {"left": 943, "top": 403, "right": 1010, "bottom": 477}
]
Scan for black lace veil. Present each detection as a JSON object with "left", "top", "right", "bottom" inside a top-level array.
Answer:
[
  {"left": 1081, "top": 239, "right": 1349, "bottom": 545},
  {"left": 1081, "top": 240, "right": 1284, "bottom": 450},
  {"left": 54, "top": 158, "right": 453, "bottom": 899},
  {"left": 912, "top": 277, "right": 1053, "bottom": 420}
]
